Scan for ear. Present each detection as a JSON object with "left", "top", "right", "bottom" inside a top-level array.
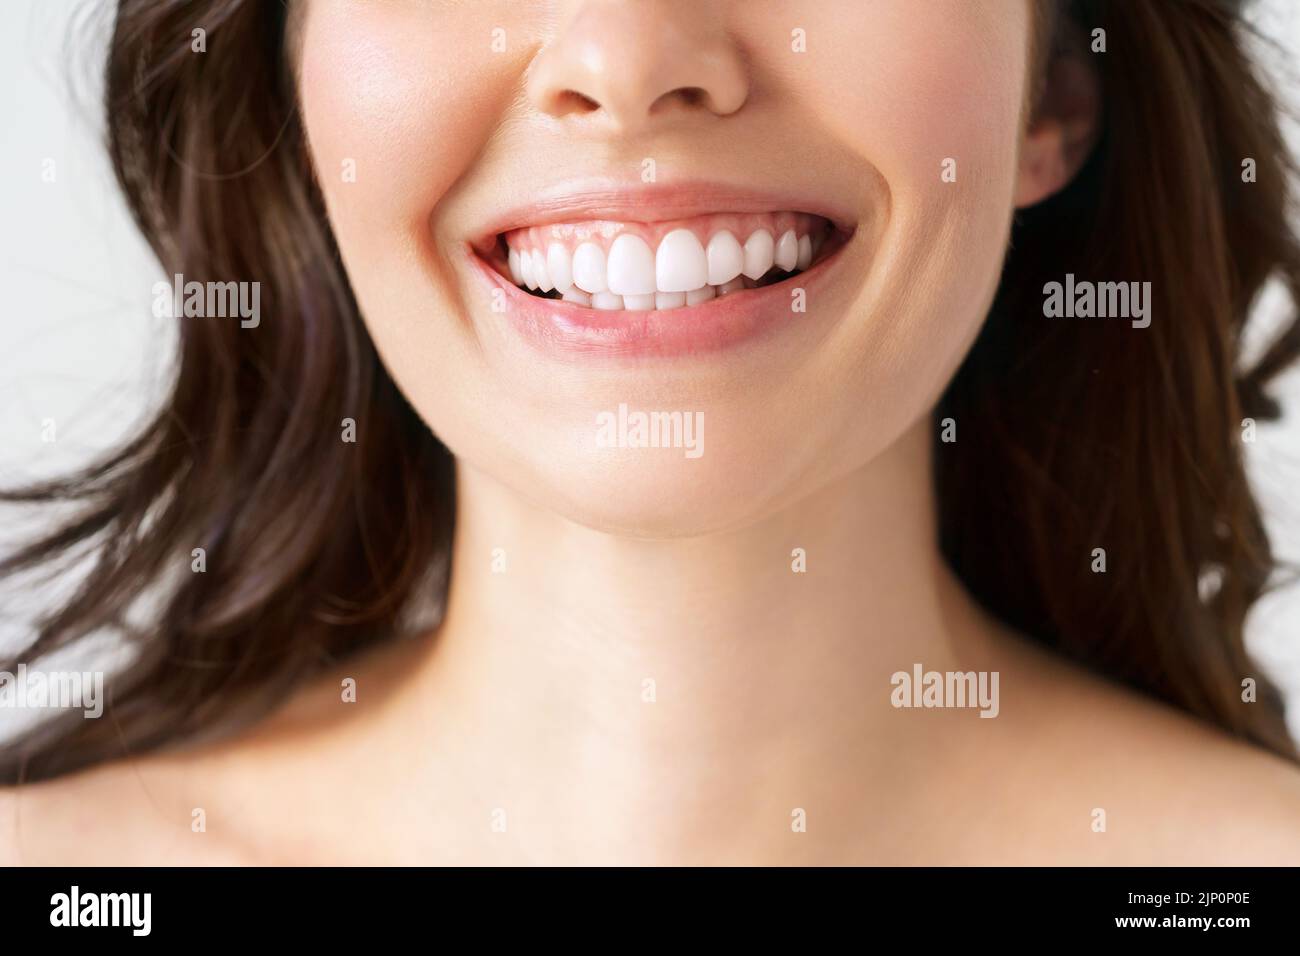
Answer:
[{"left": 1015, "top": 44, "right": 1102, "bottom": 208}]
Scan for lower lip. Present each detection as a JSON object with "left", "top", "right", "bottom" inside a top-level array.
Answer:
[{"left": 464, "top": 241, "right": 848, "bottom": 359}]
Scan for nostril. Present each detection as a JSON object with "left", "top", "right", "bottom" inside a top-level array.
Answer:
[
  {"left": 554, "top": 90, "right": 601, "bottom": 115},
  {"left": 651, "top": 86, "right": 709, "bottom": 114}
]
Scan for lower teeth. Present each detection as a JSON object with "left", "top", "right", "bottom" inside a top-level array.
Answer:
[{"left": 518, "top": 268, "right": 803, "bottom": 308}]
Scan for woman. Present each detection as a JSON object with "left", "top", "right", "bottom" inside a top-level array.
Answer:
[{"left": 3, "top": 0, "right": 1300, "bottom": 864}]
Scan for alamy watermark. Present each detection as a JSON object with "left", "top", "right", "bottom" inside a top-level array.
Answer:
[
  {"left": 890, "top": 663, "right": 999, "bottom": 718},
  {"left": 152, "top": 273, "right": 261, "bottom": 328},
  {"left": 1043, "top": 273, "right": 1151, "bottom": 329},
  {"left": 50, "top": 886, "right": 151, "bottom": 936},
  {"left": 596, "top": 403, "right": 704, "bottom": 459},
  {"left": 0, "top": 663, "right": 104, "bottom": 718}
]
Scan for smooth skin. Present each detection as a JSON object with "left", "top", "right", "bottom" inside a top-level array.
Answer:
[{"left": 4, "top": 0, "right": 1300, "bottom": 865}]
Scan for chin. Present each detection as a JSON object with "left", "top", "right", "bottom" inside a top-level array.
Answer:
[{"left": 480, "top": 429, "right": 811, "bottom": 539}]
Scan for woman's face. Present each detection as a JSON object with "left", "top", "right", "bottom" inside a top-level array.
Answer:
[{"left": 297, "top": 0, "right": 1034, "bottom": 535}]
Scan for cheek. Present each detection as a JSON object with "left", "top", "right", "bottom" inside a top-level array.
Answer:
[
  {"left": 796, "top": 0, "right": 1029, "bottom": 407},
  {"left": 295, "top": 1, "right": 537, "bottom": 431},
  {"left": 297, "top": 1, "right": 526, "bottom": 245},
  {"left": 794, "top": 0, "right": 1028, "bottom": 184}
]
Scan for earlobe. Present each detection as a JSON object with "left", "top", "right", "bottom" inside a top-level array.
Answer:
[
  {"left": 1015, "top": 122, "right": 1070, "bottom": 207},
  {"left": 1015, "top": 50, "right": 1102, "bottom": 208}
]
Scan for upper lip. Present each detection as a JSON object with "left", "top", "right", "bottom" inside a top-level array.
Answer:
[{"left": 470, "top": 178, "right": 858, "bottom": 251}]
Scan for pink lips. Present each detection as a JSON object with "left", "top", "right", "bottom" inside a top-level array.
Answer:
[
  {"left": 464, "top": 181, "right": 856, "bottom": 358},
  {"left": 469, "top": 181, "right": 859, "bottom": 248},
  {"left": 467, "top": 238, "right": 845, "bottom": 357}
]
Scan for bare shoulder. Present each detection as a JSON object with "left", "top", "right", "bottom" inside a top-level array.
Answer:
[
  {"left": 995, "top": 633, "right": 1300, "bottom": 864},
  {"left": 0, "top": 748, "right": 266, "bottom": 866},
  {"left": 0, "top": 787, "right": 18, "bottom": 866},
  {"left": 0, "top": 638, "right": 429, "bottom": 866}
]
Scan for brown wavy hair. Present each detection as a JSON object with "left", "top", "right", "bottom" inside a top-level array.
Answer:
[{"left": 3, "top": 0, "right": 1299, "bottom": 782}]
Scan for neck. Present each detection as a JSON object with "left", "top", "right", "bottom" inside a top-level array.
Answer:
[{"left": 393, "top": 421, "right": 993, "bottom": 861}]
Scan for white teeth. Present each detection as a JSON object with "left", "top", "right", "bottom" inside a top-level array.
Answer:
[
  {"left": 623, "top": 293, "right": 656, "bottom": 311},
  {"left": 508, "top": 223, "right": 827, "bottom": 310},
  {"left": 547, "top": 242, "right": 573, "bottom": 292},
  {"left": 742, "top": 230, "right": 775, "bottom": 280},
  {"left": 774, "top": 230, "right": 799, "bottom": 272},
  {"left": 797, "top": 234, "right": 813, "bottom": 270},
  {"left": 573, "top": 242, "right": 608, "bottom": 294},
  {"left": 520, "top": 250, "right": 537, "bottom": 290},
  {"left": 532, "top": 249, "right": 553, "bottom": 293},
  {"left": 706, "top": 231, "right": 744, "bottom": 286},
  {"left": 606, "top": 234, "right": 657, "bottom": 296},
  {"left": 655, "top": 229, "right": 708, "bottom": 293}
]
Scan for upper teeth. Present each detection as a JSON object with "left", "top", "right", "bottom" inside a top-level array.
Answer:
[{"left": 503, "top": 220, "right": 824, "bottom": 311}]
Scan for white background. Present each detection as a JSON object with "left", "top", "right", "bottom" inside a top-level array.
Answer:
[{"left": 2, "top": 0, "right": 1300, "bottom": 737}]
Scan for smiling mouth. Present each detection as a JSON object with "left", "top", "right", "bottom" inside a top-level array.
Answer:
[{"left": 482, "top": 212, "right": 843, "bottom": 312}]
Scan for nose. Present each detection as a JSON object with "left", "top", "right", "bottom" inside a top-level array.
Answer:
[{"left": 526, "top": 0, "right": 750, "bottom": 133}]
